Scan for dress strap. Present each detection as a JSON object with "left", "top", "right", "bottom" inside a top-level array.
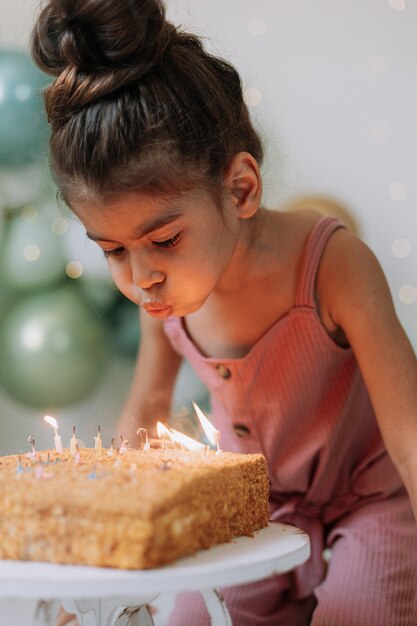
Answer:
[{"left": 295, "top": 216, "right": 346, "bottom": 308}]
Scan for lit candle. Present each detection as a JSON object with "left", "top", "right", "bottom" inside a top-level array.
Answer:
[
  {"left": 157, "top": 421, "right": 206, "bottom": 451},
  {"left": 192, "top": 401, "right": 222, "bottom": 453},
  {"left": 70, "top": 425, "right": 78, "bottom": 455},
  {"left": 136, "top": 428, "right": 150, "bottom": 451},
  {"left": 170, "top": 427, "right": 206, "bottom": 451},
  {"left": 94, "top": 425, "right": 102, "bottom": 451},
  {"left": 156, "top": 422, "right": 174, "bottom": 449},
  {"left": 44, "top": 415, "right": 63, "bottom": 453},
  {"left": 214, "top": 431, "right": 222, "bottom": 455}
]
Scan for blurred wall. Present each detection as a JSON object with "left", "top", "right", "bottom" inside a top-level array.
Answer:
[
  {"left": 0, "top": 0, "right": 36, "bottom": 46},
  {"left": 0, "top": 0, "right": 416, "bottom": 452}
]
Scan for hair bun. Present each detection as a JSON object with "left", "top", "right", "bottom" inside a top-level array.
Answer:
[{"left": 32, "top": 0, "right": 171, "bottom": 77}]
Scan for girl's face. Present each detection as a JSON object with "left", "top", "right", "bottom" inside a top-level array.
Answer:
[{"left": 74, "top": 189, "right": 246, "bottom": 319}]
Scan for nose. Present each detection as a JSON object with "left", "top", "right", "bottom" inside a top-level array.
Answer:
[
  {"left": 131, "top": 255, "right": 165, "bottom": 290},
  {"left": 136, "top": 270, "right": 165, "bottom": 290}
]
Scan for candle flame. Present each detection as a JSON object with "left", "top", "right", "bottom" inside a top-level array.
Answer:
[
  {"left": 192, "top": 402, "right": 219, "bottom": 447},
  {"left": 157, "top": 421, "right": 206, "bottom": 451},
  {"left": 170, "top": 428, "right": 206, "bottom": 451},
  {"left": 44, "top": 415, "right": 59, "bottom": 431},
  {"left": 156, "top": 422, "right": 172, "bottom": 440}
]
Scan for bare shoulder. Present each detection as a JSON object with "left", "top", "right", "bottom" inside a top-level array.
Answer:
[
  {"left": 321, "top": 228, "right": 388, "bottom": 293},
  {"left": 318, "top": 227, "right": 397, "bottom": 331}
]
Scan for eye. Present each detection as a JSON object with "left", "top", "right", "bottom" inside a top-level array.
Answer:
[
  {"left": 103, "top": 247, "right": 125, "bottom": 258},
  {"left": 153, "top": 232, "right": 182, "bottom": 249}
]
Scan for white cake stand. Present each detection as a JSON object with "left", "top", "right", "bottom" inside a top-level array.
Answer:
[{"left": 0, "top": 523, "right": 310, "bottom": 626}]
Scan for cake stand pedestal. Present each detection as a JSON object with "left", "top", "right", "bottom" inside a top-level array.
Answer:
[{"left": 0, "top": 523, "right": 310, "bottom": 626}]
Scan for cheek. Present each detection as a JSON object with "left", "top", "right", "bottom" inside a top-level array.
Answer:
[
  {"left": 107, "top": 260, "right": 126, "bottom": 285},
  {"left": 108, "top": 262, "right": 138, "bottom": 303},
  {"left": 195, "top": 239, "right": 233, "bottom": 276}
]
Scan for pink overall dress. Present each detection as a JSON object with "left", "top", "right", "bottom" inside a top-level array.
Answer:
[{"left": 163, "top": 217, "right": 417, "bottom": 625}]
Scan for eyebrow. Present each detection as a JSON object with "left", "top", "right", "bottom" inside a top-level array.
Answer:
[{"left": 86, "top": 211, "right": 183, "bottom": 243}]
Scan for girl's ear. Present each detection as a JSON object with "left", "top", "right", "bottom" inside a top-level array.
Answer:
[{"left": 224, "top": 152, "right": 262, "bottom": 218}]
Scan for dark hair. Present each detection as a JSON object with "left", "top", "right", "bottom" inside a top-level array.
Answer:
[{"left": 31, "top": 0, "right": 263, "bottom": 205}]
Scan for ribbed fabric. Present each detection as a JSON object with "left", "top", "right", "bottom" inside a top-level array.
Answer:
[{"left": 164, "top": 217, "right": 417, "bottom": 625}]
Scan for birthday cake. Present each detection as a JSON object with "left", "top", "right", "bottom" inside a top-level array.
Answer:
[{"left": 0, "top": 447, "right": 269, "bottom": 569}]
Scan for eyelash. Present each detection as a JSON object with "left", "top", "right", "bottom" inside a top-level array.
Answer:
[
  {"left": 153, "top": 232, "right": 182, "bottom": 248},
  {"left": 103, "top": 247, "right": 124, "bottom": 259},
  {"left": 102, "top": 233, "right": 182, "bottom": 258}
]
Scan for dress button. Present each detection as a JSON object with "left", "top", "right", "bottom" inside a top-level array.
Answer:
[
  {"left": 233, "top": 424, "right": 251, "bottom": 438},
  {"left": 215, "top": 364, "right": 232, "bottom": 379}
]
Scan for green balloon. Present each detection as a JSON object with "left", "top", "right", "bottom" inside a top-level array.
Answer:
[
  {"left": 0, "top": 285, "right": 109, "bottom": 408},
  {"left": 0, "top": 49, "right": 50, "bottom": 166},
  {"left": 0, "top": 206, "right": 66, "bottom": 291},
  {"left": 0, "top": 286, "right": 12, "bottom": 324}
]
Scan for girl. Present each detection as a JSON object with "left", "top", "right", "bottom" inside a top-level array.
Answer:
[{"left": 31, "top": 1, "right": 417, "bottom": 624}]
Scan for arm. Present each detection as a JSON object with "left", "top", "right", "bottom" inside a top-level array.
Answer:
[
  {"left": 117, "top": 308, "right": 182, "bottom": 444},
  {"left": 320, "top": 229, "right": 417, "bottom": 520}
]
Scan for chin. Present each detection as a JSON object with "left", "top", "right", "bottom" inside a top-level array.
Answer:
[{"left": 177, "top": 299, "right": 207, "bottom": 317}]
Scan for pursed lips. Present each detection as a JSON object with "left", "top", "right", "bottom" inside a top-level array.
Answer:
[{"left": 142, "top": 302, "right": 173, "bottom": 318}]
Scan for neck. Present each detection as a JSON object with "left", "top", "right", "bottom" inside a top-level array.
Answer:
[{"left": 213, "top": 208, "right": 282, "bottom": 298}]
